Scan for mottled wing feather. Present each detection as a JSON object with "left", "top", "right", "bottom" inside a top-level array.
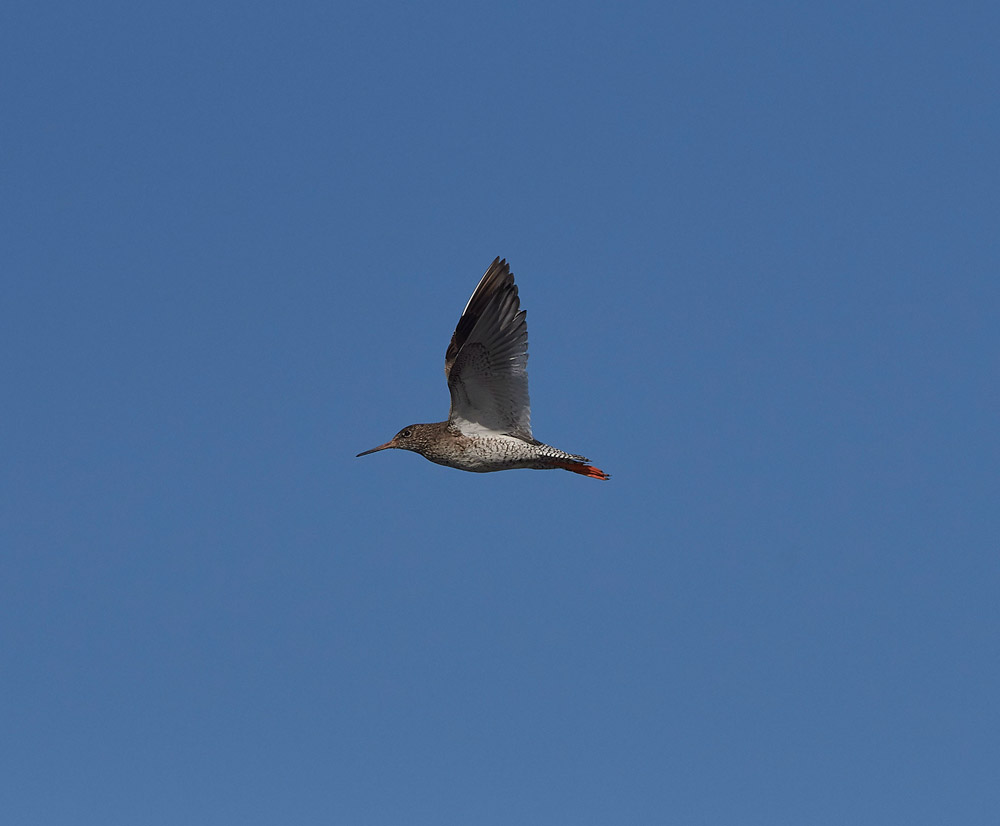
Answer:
[{"left": 445, "top": 257, "right": 532, "bottom": 439}]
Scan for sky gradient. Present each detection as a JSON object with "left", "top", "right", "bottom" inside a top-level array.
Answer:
[{"left": 2, "top": 1, "right": 998, "bottom": 824}]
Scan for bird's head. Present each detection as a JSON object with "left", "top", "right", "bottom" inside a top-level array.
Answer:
[{"left": 356, "top": 425, "right": 426, "bottom": 457}]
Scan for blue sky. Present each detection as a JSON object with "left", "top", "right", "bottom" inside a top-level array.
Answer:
[{"left": 2, "top": 1, "right": 998, "bottom": 823}]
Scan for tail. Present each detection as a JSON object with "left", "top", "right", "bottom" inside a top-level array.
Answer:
[{"left": 552, "top": 459, "right": 611, "bottom": 481}]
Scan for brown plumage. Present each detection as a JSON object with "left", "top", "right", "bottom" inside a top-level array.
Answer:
[{"left": 356, "top": 258, "right": 609, "bottom": 480}]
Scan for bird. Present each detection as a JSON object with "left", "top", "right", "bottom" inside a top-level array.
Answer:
[{"left": 356, "top": 257, "right": 609, "bottom": 480}]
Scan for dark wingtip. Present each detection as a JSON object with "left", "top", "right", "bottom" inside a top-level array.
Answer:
[{"left": 446, "top": 257, "right": 518, "bottom": 365}]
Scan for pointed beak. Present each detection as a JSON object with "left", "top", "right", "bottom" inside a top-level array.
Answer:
[{"left": 356, "top": 440, "right": 395, "bottom": 457}]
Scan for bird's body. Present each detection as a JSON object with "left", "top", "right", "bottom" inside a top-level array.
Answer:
[
  {"left": 381, "top": 422, "right": 608, "bottom": 478},
  {"left": 357, "top": 258, "right": 609, "bottom": 480}
]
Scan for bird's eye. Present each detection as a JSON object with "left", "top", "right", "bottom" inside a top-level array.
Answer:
[{"left": 400, "top": 429, "right": 412, "bottom": 438}]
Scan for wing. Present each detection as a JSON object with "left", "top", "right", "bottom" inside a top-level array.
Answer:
[{"left": 444, "top": 257, "right": 532, "bottom": 439}]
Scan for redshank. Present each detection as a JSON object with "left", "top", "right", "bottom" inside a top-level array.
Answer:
[{"left": 356, "top": 257, "right": 609, "bottom": 480}]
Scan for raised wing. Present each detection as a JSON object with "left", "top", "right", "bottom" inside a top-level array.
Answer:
[{"left": 445, "top": 257, "right": 532, "bottom": 439}]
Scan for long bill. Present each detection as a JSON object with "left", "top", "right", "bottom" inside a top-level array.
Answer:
[{"left": 356, "top": 441, "right": 394, "bottom": 457}]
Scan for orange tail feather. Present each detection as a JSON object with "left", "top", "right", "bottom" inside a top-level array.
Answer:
[{"left": 553, "top": 460, "right": 611, "bottom": 480}]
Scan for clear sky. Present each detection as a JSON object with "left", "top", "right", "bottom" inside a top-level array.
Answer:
[{"left": 2, "top": 1, "right": 998, "bottom": 824}]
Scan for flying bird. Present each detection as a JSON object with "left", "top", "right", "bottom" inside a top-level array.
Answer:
[{"left": 356, "top": 257, "right": 609, "bottom": 480}]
